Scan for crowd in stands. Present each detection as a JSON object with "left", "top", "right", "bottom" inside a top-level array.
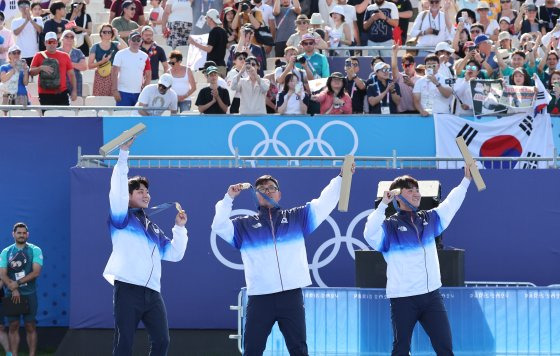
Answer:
[{"left": 0, "top": 0, "right": 558, "bottom": 115}]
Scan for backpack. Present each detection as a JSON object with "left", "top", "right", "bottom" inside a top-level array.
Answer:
[{"left": 39, "top": 51, "right": 61, "bottom": 90}]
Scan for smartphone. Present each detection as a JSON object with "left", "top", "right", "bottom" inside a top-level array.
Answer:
[
  {"left": 462, "top": 11, "right": 467, "bottom": 20},
  {"left": 295, "top": 82, "right": 303, "bottom": 93},
  {"left": 426, "top": 68, "right": 434, "bottom": 76},
  {"left": 554, "top": 82, "right": 560, "bottom": 88}
]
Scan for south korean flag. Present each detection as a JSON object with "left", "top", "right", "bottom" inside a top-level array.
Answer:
[{"left": 434, "top": 112, "right": 555, "bottom": 169}]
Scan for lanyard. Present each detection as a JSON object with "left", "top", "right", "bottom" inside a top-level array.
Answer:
[
  {"left": 392, "top": 195, "right": 418, "bottom": 212},
  {"left": 375, "top": 79, "right": 390, "bottom": 106},
  {"left": 249, "top": 185, "right": 280, "bottom": 209}
]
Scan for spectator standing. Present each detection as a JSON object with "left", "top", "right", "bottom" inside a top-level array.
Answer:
[
  {"left": 0, "top": 223, "right": 43, "bottom": 356},
  {"left": 328, "top": 5, "right": 352, "bottom": 56},
  {"left": 226, "top": 51, "right": 248, "bottom": 113},
  {"left": 140, "top": 25, "right": 169, "bottom": 82},
  {"left": 111, "top": 31, "right": 151, "bottom": 106},
  {"left": 58, "top": 29, "right": 86, "bottom": 97},
  {"left": 453, "top": 59, "right": 482, "bottom": 114},
  {"left": 41, "top": 1, "right": 68, "bottom": 49},
  {"left": 391, "top": 0, "right": 413, "bottom": 45},
  {"left": 363, "top": 0, "right": 399, "bottom": 57},
  {"left": 231, "top": 1, "right": 263, "bottom": 42},
  {"left": 367, "top": 61, "right": 401, "bottom": 113},
  {"left": 0, "top": 45, "right": 30, "bottom": 105},
  {"left": 435, "top": 41, "right": 455, "bottom": 78},
  {"left": 148, "top": 0, "right": 165, "bottom": 34},
  {"left": 391, "top": 45, "right": 419, "bottom": 113},
  {"left": 514, "top": 3, "right": 546, "bottom": 36},
  {"left": 343, "top": 56, "right": 367, "bottom": 113},
  {"left": 191, "top": 0, "right": 224, "bottom": 36},
  {"left": 195, "top": 65, "right": 231, "bottom": 113},
  {"left": 276, "top": 72, "right": 309, "bottom": 114},
  {"left": 286, "top": 15, "right": 328, "bottom": 52},
  {"left": 252, "top": 0, "right": 276, "bottom": 54},
  {"left": 295, "top": 33, "right": 329, "bottom": 79},
  {"left": 110, "top": 0, "right": 145, "bottom": 25},
  {"left": 497, "top": 0, "right": 517, "bottom": 31},
  {"left": 409, "top": 0, "right": 452, "bottom": 51},
  {"left": 111, "top": 0, "right": 140, "bottom": 42},
  {"left": 413, "top": 54, "right": 452, "bottom": 116},
  {"left": 547, "top": 70, "right": 560, "bottom": 114},
  {"left": 476, "top": 1, "right": 499, "bottom": 41},
  {"left": 66, "top": 0, "right": 92, "bottom": 56},
  {"left": 188, "top": 9, "right": 228, "bottom": 77},
  {"left": 538, "top": 0, "right": 560, "bottom": 34},
  {"left": 226, "top": 25, "right": 266, "bottom": 76},
  {"left": 88, "top": 24, "right": 126, "bottom": 96},
  {"left": 136, "top": 73, "right": 178, "bottom": 115},
  {"left": 168, "top": 50, "right": 196, "bottom": 112},
  {"left": 162, "top": 0, "right": 193, "bottom": 49},
  {"left": 30, "top": 31, "right": 77, "bottom": 105},
  {"left": 11, "top": 0, "right": 43, "bottom": 66},
  {"left": 311, "top": 72, "right": 352, "bottom": 114},
  {"left": 273, "top": 0, "right": 301, "bottom": 59},
  {"left": 0, "top": 12, "right": 15, "bottom": 67},
  {"left": 275, "top": 46, "right": 312, "bottom": 88},
  {"left": 231, "top": 55, "right": 270, "bottom": 114},
  {"left": 223, "top": 7, "right": 238, "bottom": 48}
]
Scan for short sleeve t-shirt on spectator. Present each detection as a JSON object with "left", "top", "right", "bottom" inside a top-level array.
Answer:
[
  {"left": 111, "top": 17, "right": 139, "bottom": 42},
  {"left": 367, "top": 79, "right": 401, "bottom": 113},
  {"left": 137, "top": 84, "right": 178, "bottom": 115},
  {"left": 30, "top": 50, "right": 74, "bottom": 94},
  {"left": 0, "top": 64, "right": 28, "bottom": 95},
  {"left": 113, "top": 48, "right": 150, "bottom": 93},
  {"left": 364, "top": 1, "right": 399, "bottom": 42},
  {"left": 274, "top": 6, "right": 297, "bottom": 42},
  {"left": 43, "top": 19, "right": 68, "bottom": 39},
  {"left": 207, "top": 26, "right": 228, "bottom": 67},
  {"left": 195, "top": 86, "right": 230, "bottom": 114},
  {"left": 11, "top": 17, "right": 44, "bottom": 58},
  {"left": 141, "top": 44, "right": 167, "bottom": 80}
]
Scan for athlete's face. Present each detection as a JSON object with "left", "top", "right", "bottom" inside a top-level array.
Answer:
[
  {"left": 129, "top": 183, "right": 150, "bottom": 209},
  {"left": 12, "top": 227, "right": 29, "bottom": 245},
  {"left": 256, "top": 180, "right": 282, "bottom": 208},
  {"left": 398, "top": 186, "right": 421, "bottom": 210}
]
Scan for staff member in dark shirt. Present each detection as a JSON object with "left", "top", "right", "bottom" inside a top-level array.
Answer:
[
  {"left": 344, "top": 56, "right": 366, "bottom": 113},
  {"left": 196, "top": 66, "right": 231, "bottom": 114},
  {"left": 188, "top": 9, "right": 228, "bottom": 77}
]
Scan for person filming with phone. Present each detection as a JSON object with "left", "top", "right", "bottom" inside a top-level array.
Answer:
[
  {"left": 230, "top": 55, "right": 270, "bottom": 114},
  {"left": 412, "top": 54, "right": 452, "bottom": 116}
]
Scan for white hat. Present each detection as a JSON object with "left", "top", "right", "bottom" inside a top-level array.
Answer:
[
  {"left": 8, "top": 45, "right": 20, "bottom": 53},
  {"left": 141, "top": 25, "right": 154, "bottom": 33},
  {"left": 330, "top": 5, "right": 345, "bottom": 16},
  {"left": 45, "top": 31, "right": 57, "bottom": 42},
  {"left": 206, "top": 8, "right": 222, "bottom": 25},
  {"left": 373, "top": 61, "right": 389, "bottom": 72},
  {"left": 499, "top": 16, "right": 511, "bottom": 24},
  {"left": 158, "top": 73, "right": 173, "bottom": 88},
  {"left": 476, "top": 1, "right": 490, "bottom": 10},
  {"left": 498, "top": 31, "right": 511, "bottom": 41},
  {"left": 434, "top": 41, "right": 455, "bottom": 54},
  {"left": 310, "top": 13, "right": 324, "bottom": 25}
]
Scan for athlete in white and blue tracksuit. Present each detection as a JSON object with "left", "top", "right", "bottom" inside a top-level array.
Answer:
[
  {"left": 104, "top": 142, "right": 188, "bottom": 356},
  {"left": 211, "top": 172, "right": 349, "bottom": 356},
  {"left": 363, "top": 168, "right": 472, "bottom": 356}
]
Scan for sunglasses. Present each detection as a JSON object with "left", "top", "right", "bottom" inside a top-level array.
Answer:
[
  {"left": 470, "top": 30, "right": 481, "bottom": 34},
  {"left": 130, "top": 37, "right": 141, "bottom": 42},
  {"left": 500, "top": 0, "right": 510, "bottom": 2},
  {"left": 46, "top": 39, "right": 58, "bottom": 44},
  {"left": 345, "top": 62, "right": 359, "bottom": 67},
  {"left": 296, "top": 20, "right": 309, "bottom": 25},
  {"left": 466, "top": 65, "right": 478, "bottom": 71},
  {"left": 64, "top": 35, "right": 75, "bottom": 39},
  {"left": 378, "top": 67, "right": 390, "bottom": 73},
  {"left": 101, "top": 30, "right": 113, "bottom": 34},
  {"left": 158, "top": 84, "right": 169, "bottom": 91},
  {"left": 18, "top": 4, "right": 29, "bottom": 8},
  {"left": 236, "top": 56, "right": 246, "bottom": 61},
  {"left": 403, "top": 62, "right": 414, "bottom": 67},
  {"left": 168, "top": 61, "right": 177, "bottom": 65},
  {"left": 10, "top": 50, "right": 21, "bottom": 55},
  {"left": 430, "top": 1, "right": 440, "bottom": 4},
  {"left": 127, "top": 6, "right": 136, "bottom": 10},
  {"left": 247, "top": 62, "right": 257, "bottom": 67},
  {"left": 301, "top": 41, "right": 315, "bottom": 46}
]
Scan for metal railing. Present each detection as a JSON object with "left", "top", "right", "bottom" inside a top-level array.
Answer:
[
  {"left": 334, "top": 45, "right": 436, "bottom": 52},
  {"left": 76, "top": 150, "right": 560, "bottom": 169},
  {"left": 465, "top": 281, "right": 538, "bottom": 288}
]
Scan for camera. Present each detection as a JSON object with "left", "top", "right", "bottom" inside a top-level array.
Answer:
[
  {"left": 296, "top": 56, "right": 306, "bottom": 64},
  {"left": 445, "top": 78, "right": 456, "bottom": 85},
  {"left": 432, "top": 29, "right": 440, "bottom": 36},
  {"left": 241, "top": 2, "right": 249, "bottom": 11}
]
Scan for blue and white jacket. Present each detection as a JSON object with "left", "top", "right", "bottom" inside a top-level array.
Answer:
[
  {"left": 211, "top": 176, "right": 342, "bottom": 296},
  {"left": 103, "top": 149, "right": 188, "bottom": 293},
  {"left": 363, "top": 178, "right": 470, "bottom": 299}
]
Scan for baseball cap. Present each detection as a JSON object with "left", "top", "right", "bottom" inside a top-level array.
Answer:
[
  {"left": 206, "top": 8, "right": 222, "bottom": 25},
  {"left": 499, "top": 16, "right": 511, "bottom": 24},
  {"left": 300, "top": 33, "right": 315, "bottom": 42},
  {"left": 329, "top": 72, "right": 345, "bottom": 79},
  {"left": 141, "top": 25, "right": 154, "bottom": 33},
  {"left": 373, "top": 62, "right": 389, "bottom": 72},
  {"left": 158, "top": 73, "right": 173, "bottom": 88},
  {"left": 205, "top": 66, "right": 219, "bottom": 75},
  {"left": 435, "top": 42, "right": 455, "bottom": 54},
  {"left": 129, "top": 31, "right": 141, "bottom": 40},
  {"left": 474, "top": 34, "right": 490, "bottom": 46},
  {"left": 45, "top": 32, "right": 57, "bottom": 42},
  {"left": 8, "top": 45, "right": 21, "bottom": 53},
  {"left": 498, "top": 31, "right": 511, "bottom": 41}
]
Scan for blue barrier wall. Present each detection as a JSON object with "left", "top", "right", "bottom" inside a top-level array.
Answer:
[
  {"left": 102, "top": 115, "right": 560, "bottom": 159},
  {"left": 0, "top": 118, "right": 103, "bottom": 327},
  {"left": 69, "top": 168, "right": 560, "bottom": 329}
]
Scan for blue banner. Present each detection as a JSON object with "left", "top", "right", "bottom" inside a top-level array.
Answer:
[
  {"left": 69, "top": 168, "right": 560, "bottom": 329},
  {"left": 0, "top": 117, "right": 102, "bottom": 327}
]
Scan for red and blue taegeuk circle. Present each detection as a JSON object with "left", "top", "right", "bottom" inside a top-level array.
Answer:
[{"left": 479, "top": 135, "right": 522, "bottom": 169}]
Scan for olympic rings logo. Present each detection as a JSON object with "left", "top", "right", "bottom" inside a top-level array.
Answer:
[
  {"left": 209, "top": 209, "right": 373, "bottom": 288},
  {"left": 227, "top": 120, "right": 359, "bottom": 158}
]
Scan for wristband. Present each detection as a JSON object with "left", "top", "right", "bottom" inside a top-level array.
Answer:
[{"left": 436, "top": 83, "right": 441, "bottom": 88}]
